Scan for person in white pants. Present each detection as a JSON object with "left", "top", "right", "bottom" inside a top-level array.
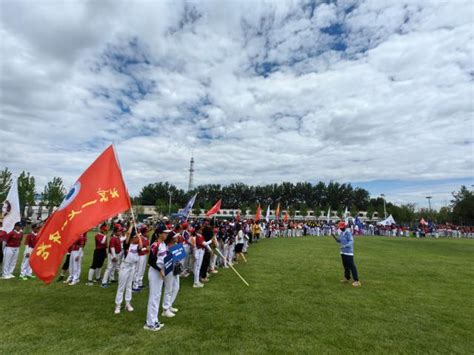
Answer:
[
  {"left": 115, "top": 225, "right": 142, "bottom": 314},
  {"left": 193, "top": 225, "right": 206, "bottom": 288},
  {"left": 67, "top": 233, "right": 87, "bottom": 286},
  {"left": 162, "top": 231, "right": 181, "bottom": 318},
  {"left": 2, "top": 222, "right": 23, "bottom": 279},
  {"left": 19, "top": 223, "right": 41, "bottom": 280},
  {"left": 133, "top": 226, "right": 149, "bottom": 290},
  {"left": 144, "top": 229, "right": 168, "bottom": 331},
  {"left": 101, "top": 227, "right": 123, "bottom": 287}
]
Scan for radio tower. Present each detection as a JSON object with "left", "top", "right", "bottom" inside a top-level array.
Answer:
[{"left": 188, "top": 156, "right": 195, "bottom": 191}]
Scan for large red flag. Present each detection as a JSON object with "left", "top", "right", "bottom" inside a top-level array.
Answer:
[
  {"left": 30, "top": 145, "right": 131, "bottom": 284},
  {"left": 275, "top": 202, "right": 281, "bottom": 221},
  {"left": 206, "top": 199, "right": 222, "bottom": 217},
  {"left": 284, "top": 210, "right": 289, "bottom": 223},
  {"left": 255, "top": 204, "right": 261, "bottom": 222}
]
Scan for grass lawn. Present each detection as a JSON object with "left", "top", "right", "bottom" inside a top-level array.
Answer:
[{"left": 0, "top": 235, "right": 473, "bottom": 354}]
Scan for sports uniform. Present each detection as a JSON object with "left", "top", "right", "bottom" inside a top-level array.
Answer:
[
  {"left": 19, "top": 226, "right": 40, "bottom": 279},
  {"left": 2, "top": 223, "right": 23, "bottom": 279},
  {"left": 87, "top": 226, "right": 108, "bottom": 285}
]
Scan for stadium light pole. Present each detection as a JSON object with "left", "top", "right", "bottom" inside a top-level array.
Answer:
[{"left": 381, "top": 194, "right": 387, "bottom": 219}]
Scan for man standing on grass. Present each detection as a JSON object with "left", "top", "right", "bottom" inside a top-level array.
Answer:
[{"left": 332, "top": 221, "right": 361, "bottom": 287}]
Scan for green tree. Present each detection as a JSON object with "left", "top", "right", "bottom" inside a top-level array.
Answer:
[
  {"left": 0, "top": 167, "right": 12, "bottom": 202},
  {"left": 18, "top": 171, "right": 36, "bottom": 218},
  {"left": 451, "top": 186, "right": 474, "bottom": 225},
  {"left": 41, "top": 177, "right": 66, "bottom": 213}
]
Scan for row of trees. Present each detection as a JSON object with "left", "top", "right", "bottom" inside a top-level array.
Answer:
[
  {"left": 0, "top": 168, "right": 66, "bottom": 218},
  {"left": 137, "top": 181, "right": 474, "bottom": 225},
  {"left": 1, "top": 167, "right": 473, "bottom": 225}
]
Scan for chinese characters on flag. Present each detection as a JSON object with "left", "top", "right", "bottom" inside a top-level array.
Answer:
[{"left": 30, "top": 145, "right": 131, "bottom": 284}]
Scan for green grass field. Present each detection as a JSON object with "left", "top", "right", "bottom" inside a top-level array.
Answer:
[{"left": 0, "top": 235, "right": 473, "bottom": 354}]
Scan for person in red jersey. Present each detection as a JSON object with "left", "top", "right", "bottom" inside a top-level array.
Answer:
[
  {"left": 19, "top": 223, "right": 41, "bottom": 280},
  {"left": 114, "top": 224, "right": 143, "bottom": 314},
  {"left": 133, "top": 225, "right": 150, "bottom": 291},
  {"left": 66, "top": 232, "right": 87, "bottom": 286},
  {"left": 86, "top": 224, "right": 109, "bottom": 285},
  {"left": 0, "top": 219, "right": 6, "bottom": 265},
  {"left": 101, "top": 224, "right": 123, "bottom": 287},
  {"left": 2, "top": 222, "right": 23, "bottom": 279}
]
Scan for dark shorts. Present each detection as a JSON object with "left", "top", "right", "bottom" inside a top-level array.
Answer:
[
  {"left": 91, "top": 249, "right": 107, "bottom": 269},
  {"left": 235, "top": 243, "right": 244, "bottom": 253}
]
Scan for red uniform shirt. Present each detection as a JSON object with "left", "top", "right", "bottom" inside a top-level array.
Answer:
[
  {"left": 108, "top": 235, "right": 122, "bottom": 254},
  {"left": 71, "top": 233, "right": 87, "bottom": 251},
  {"left": 95, "top": 233, "right": 107, "bottom": 250},
  {"left": 195, "top": 234, "right": 205, "bottom": 249},
  {"left": 25, "top": 232, "right": 39, "bottom": 248},
  {"left": 0, "top": 230, "right": 7, "bottom": 242},
  {"left": 5, "top": 230, "right": 23, "bottom": 248},
  {"left": 138, "top": 237, "right": 149, "bottom": 256}
]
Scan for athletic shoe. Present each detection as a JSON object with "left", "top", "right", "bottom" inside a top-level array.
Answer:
[
  {"left": 114, "top": 306, "right": 121, "bottom": 314},
  {"left": 352, "top": 281, "right": 362, "bottom": 287},
  {"left": 85, "top": 281, "right": 94, "bottom": 286},
  {"left": 132, "top": 288, "right": 141, "bottom": 292},
  {"left": 210, "top": 270, "right": 218, "bottom": 274},
  {"left": 20, "top": 276, "right": 28, "bottom": 281},
  {"left": 340, "top": 279, "right": 350, "bottom": 283},
  {"left": 101, "top": 283, "right": 109, "bottom": 288},
  {"left": 161, "top": 309, "right": 175, "bottom": 318},
  {"left": 7, "top": 274, "right": 15, "bottom": 279},
  {"left": 193, "top": 283, "right": 204, "bottom": 288},
  {"left": 29, "top": 275, "right": 36, "bottom": 279},
  {"left": 170, "top": 307, "right": 179, "bottom": 313},
  {"left": 68, "top": 281, "right": 78, "bottom": 286},
  {"left": 125, "top": 303, "right": 134, "bottom": 312}
]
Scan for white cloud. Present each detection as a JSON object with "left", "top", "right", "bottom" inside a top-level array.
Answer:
[{"left": 0, "top": 0, "right": 473, "bottom": 207}]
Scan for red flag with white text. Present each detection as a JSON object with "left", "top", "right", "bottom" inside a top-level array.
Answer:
[{"left": 30, "top": 145, "right": 131, "bottom": 284}]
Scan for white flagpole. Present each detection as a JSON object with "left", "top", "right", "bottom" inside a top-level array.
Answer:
[{"left": 215, "top": 248, "right": 249, "bottom": 287}]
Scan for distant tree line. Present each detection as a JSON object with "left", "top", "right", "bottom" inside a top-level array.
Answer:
[{"left": 0, "top": 167, "right": 472, "bottom": 225}]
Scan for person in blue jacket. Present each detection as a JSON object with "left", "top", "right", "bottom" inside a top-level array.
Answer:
[{"left": 332, "top": 221, "right": 361, "bottom": 287}]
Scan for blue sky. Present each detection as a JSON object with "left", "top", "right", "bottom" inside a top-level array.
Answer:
[{"left": 0, "top": 0, "right": 473, "bottom": 210}]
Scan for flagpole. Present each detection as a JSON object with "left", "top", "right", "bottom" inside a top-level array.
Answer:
[{"left": 214, "top": 248, "right": 250, "bottom": 287}]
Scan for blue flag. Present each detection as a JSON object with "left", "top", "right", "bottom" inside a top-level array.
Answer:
[
  {"left": 168, "top": 243, "right": 186, "bottom": 262},
  {"left": 164, "top": 252, "right": 174, "bottom": 275},
  {"left": 355, "top": 217, "right": 364, "bottom": 230},
  {"left": 180, "top": 193, "right": 197, "bottom": 221}
]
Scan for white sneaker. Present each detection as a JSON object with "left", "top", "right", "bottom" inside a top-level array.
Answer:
[
  {"left": 161, "top": 309, "right": 175, "bottom": 318},
  {"left": 193, "top": 283, "right": 204, "bottom": 288},
  {"left": 170, "top": 307, "right": 179, "bottom": 313},
  {"left": 125, "top": 303, "right": 134, "bottom": 312},
  {"left": 114, "top": 306, "right": 121, "bottom": 314},
  {"left": 7, "top": 274, "right": 15, "bottom": 279},
  {"left": 69, "top": 281, "right": 78, "bottom": 286},
  {"left": 210, "top": 270, "right": 218, "bottom": 274}
]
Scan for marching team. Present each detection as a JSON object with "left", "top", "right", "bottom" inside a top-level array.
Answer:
[{"left": 0, "top": 217, "right": 361, "bottom": 331}]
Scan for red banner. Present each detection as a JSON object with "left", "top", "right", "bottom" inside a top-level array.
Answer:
[
  {"left": 30, "top": 145, "right": 131, "bottom": 284},
  {"left": 255, "top": 204, "right": 261, "bottom": 222},
  {"left": 206, "top": 199, "right": 222, "bottom": 217}
]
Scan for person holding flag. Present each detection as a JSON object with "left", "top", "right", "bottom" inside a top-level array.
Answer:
[
  {"left": 101, "top": 224, "right": 123, "bottom": 287},
  {"left": 2, "top": 222, "right": 23, "bottom": 279},
  {"left": 114, "top": 224, "right": 143, "bottom": 314},
  {"left": 331, "top": 221, "right": 361, "bottom": 287},
  {"left": 234, "top": 223, "right": 247, "bottom": 264},
  {"left": 86, "top": 223, "right": 109, "bottom": 285},
  {"left": 19, "top": 223, "right": 41, "bottom": 280}
]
